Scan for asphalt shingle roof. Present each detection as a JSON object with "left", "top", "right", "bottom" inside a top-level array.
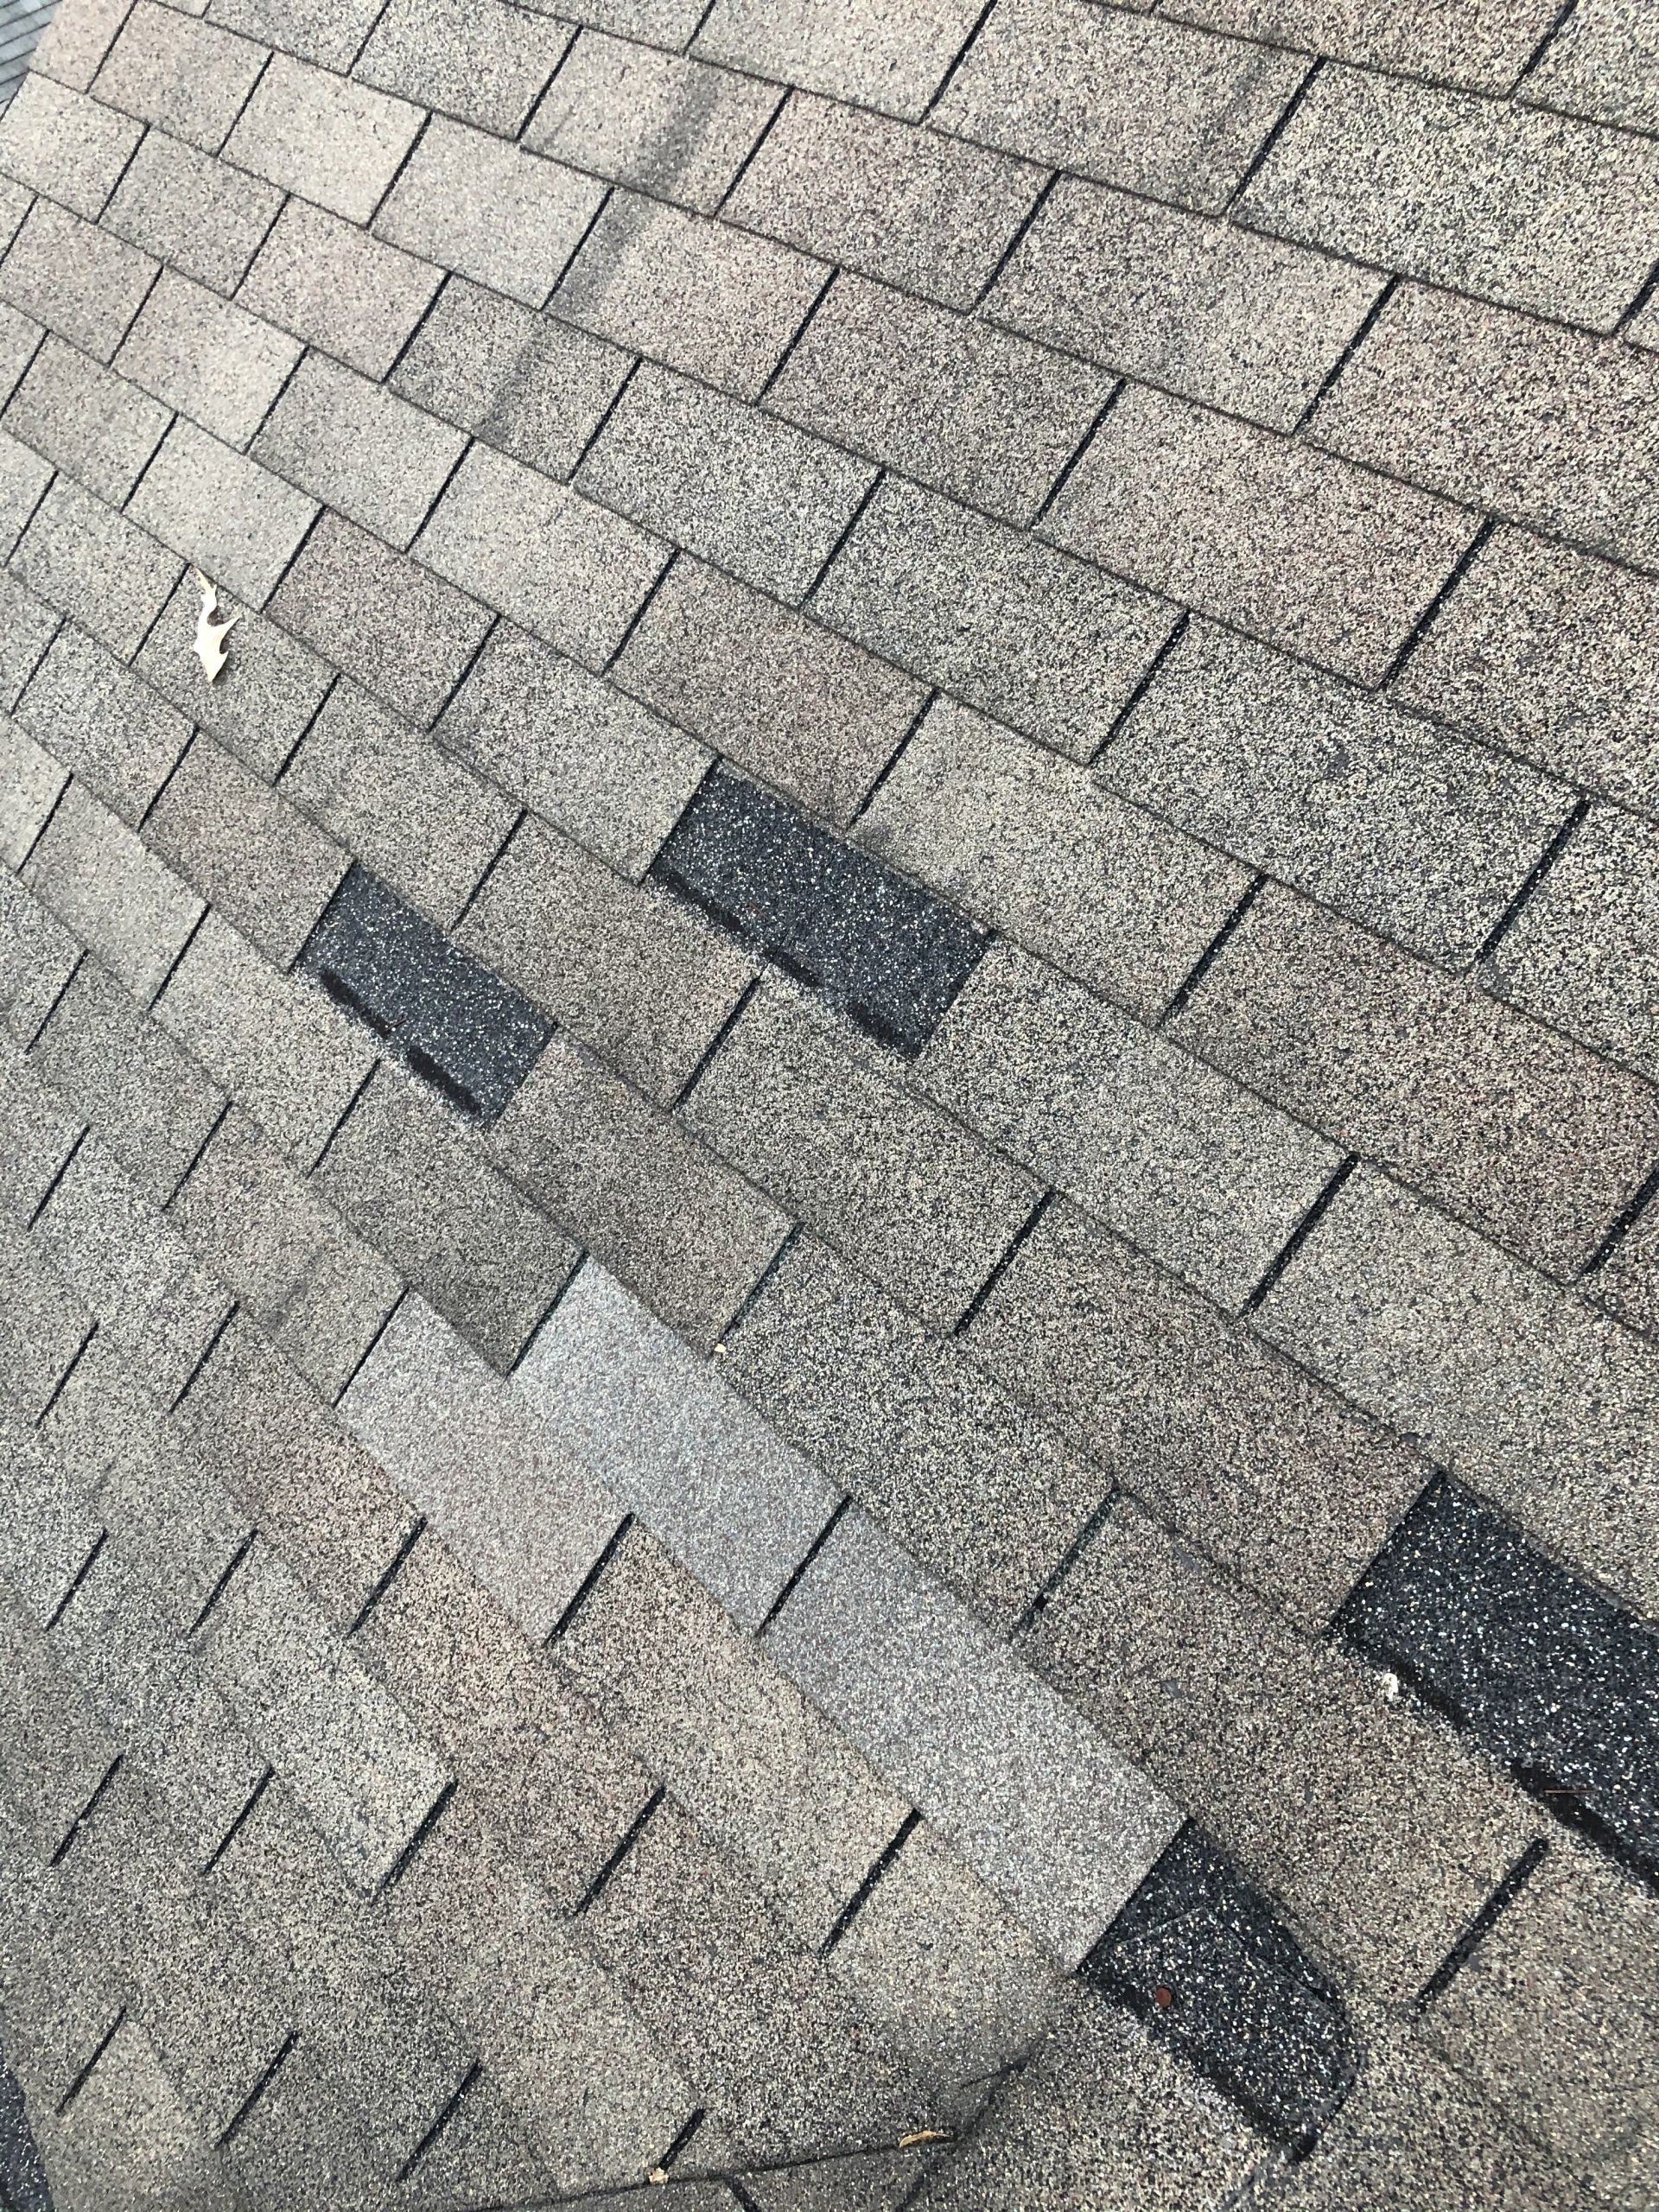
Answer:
[{"left": 1, "top": 1, "right": 1657, "bottom": 2207}]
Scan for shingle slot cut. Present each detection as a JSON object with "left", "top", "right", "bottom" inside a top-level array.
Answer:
[{"left": 650, "top": 766, "right": 985, "bottom": 1056}]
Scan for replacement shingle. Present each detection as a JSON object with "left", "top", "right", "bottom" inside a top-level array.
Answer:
[{"left": 653, "top": 766, "right": 985, "bottom": 1056}]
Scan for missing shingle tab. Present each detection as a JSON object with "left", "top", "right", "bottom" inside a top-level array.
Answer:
[
  {"left": 1081, "top": 1824, "right": 1356, "bottom": 2148},
  {"left": 300, "top": 865, "right": 552, "bottom": 1122},
  {"left": 1335, "top": 1479, "right": 1659, "bottom": 1886},
  {"left": 652, "top": 767, "right": 986, "bottom": 1058}
]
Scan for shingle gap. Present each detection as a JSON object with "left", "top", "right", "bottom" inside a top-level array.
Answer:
[
  {"left": 574, "top": 1784, "right": 665, "bottom": 1915},
  {"left": 1243, "top": 1156, "right": 1357, "bottom": 1313},
  {"left": 54, "top": 2007, "right": 126, "bottom": 2120},
  {"left": 820, "top": 1808, "right": 921, "bottom": 1954},
  {"left": 217, "top": 2031, "right": 298, "bottom": 2149},
  {"left": 43, "top": 1527, "right": 106, "bottom": 1633},
  {"left": 1413, "top": 1836, "right": 1549, "bottom": 2011},
  {"left": 1473, "top": 797, "right": 1590, "bottom": 967},
  {"left": 397, "top": 2061, "right": 482, "bottom": 2183}
]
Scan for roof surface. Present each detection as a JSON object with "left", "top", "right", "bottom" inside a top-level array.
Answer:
[{"left": 1, "top": 1, "right": 1657, "bottom": 2208}]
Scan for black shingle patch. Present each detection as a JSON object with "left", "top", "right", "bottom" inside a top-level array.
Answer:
[
  {"left": 301, "top": 866, "right": 551, "bottom": 1122},
  {"left": 1336, "top": 1478, "right": 1659, "bottom": 1887},
  {"left": 1081, "top": 1824, "right": 1355, "bottom": 2147},
  {"left": 651, "top": 767, "right": 985, "bottom": 1057},
  {"left": 1, "top": 2033, "right": 54, "bottom": 2212}
]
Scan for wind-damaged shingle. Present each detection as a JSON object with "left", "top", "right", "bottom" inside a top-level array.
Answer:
[
  {"left": 652, "top": 765, "right": 985, "bottom": 1057},
  {"left": 300, "top": 863, "right": 550, "bottom": 1121}
]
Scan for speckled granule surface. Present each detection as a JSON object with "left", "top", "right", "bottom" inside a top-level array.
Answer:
[{"left": 1, "top": 1, "right": 1657, "bottom": 2207}]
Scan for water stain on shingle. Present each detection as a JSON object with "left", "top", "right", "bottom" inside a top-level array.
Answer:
[
  {"left": 1337, "top": 1476, "right": 1659, "bottom": 1887},
  {"left": 300, "top": 865, "right": 550, "bottom": 1122},
  {"left": 1081, "top": 1822, "right": 1356, "bottom": 2147},
  {"left": 650, "top": 765, "right": 985, "bottom": 1057}
]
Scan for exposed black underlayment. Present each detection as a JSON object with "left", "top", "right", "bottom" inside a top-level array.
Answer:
[
  {"left": 1337, "top": 1477, "right": 1659, "bottom": 1886},
  {"left": 300, "top": 865, "right": 551, "bottom": 1122},
  {"left": 651, "top": 767, "right": 987, "bottom": 1057},
  {"left": 0, "top": 2039, "right": 53, "bottom": 2212},
  {"left": 1081, "top": 1824, "right": 1356, "bottom": 2148}
]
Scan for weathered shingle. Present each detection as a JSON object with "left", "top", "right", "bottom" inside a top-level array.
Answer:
[
  {"left": 0, "top": 865, "right": 79, "bottom": 1047},
  {"left": 225, "top": 52, "right": 423, "bottom": 224},
  {"left": 14, "top": 625, "right": 190, "bottom": 826},
  {"left": 0, "top": 70, "right": 141, "bottom": 220},
  {"left": 354, "top": 0, "right": 572, "bottom": 138},
  {"left": 116, "top": 269, "right": 301, "bottom": 448},
  {"left": 0, "top": 709, "right": 66, "bottom": 868},
  {"left": 134, "top": 570, "right": 334, "bottom": 785},
  {"left": 6, "top": 332, "right": 171, "bottom": 504},
  {"left": 254, "top": 353, "right": 467, "bottom": 549},
  {"left": 12, "top": 474, "right": 181, "bottom": 657},
  {"left": 105, "top": 127, "right": 283, "bottom": 298},
  {"left": 92, "top": 3, "right": 267, "bottom": 156},
  {"left": 1528, "top": 0, "right": 1659, "bottom": 132},
  {"left": 127, "top": 418, "right": 318, "bottom": 609},
  {"left": 238, "top": 197, "right": 443, "bottom": 379},
  {"left": 375, "top": 117, "right": 607, "bottom": 307},
  {"left": 23, "top": 779, "right": 201, "bottom": 1006},
  {"left": 1160, "top": 0, "right": 1558, "bottom": 94}
]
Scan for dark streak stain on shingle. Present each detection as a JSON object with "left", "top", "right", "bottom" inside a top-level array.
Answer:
[{"left": 651, "top": 765, "right": 986, "bottom": 1056}]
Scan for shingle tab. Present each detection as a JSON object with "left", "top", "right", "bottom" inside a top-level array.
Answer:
[
  {"left": 0, "top": 424, "right": 51, "bottom": 562},
  {"left": 14, "top": 626, "right": 190, "bottom": 827},
  {"left": 0, "top": 1026, "right": 80, "bottom": 1224},
  {"left": 23, "top": 779, "right": 201, "bottom": 1007},
  {"left": 0, "top": 71, "right": 141, "bottom": 219},
  {"left": 695, "top": 0, "right": 986, "bottom": 121},
  {"left": 525, "top": 32, "right": 778, "bottom": 213},
  {"left": 225, "top": 52, "right": 423, "bottom": 224},
  {"left": 105, "top": 129, "right": 283, "bottom": 298},
  {"left": 316, "top": 1068, "right": 576, "bottom": 1368},
  {"left": 1313, "top": 284, "right": 1659, "bottom": 575},
  {"left": 1237, "top": 64, "right": 1659, "bottom": 331},
  {"left": 0, "top": 710, "right": 66, "bottom": 868},
  {"left": 11, "top": 474, "right": 181, "bottom": 657},
  {"left": 254, "top": 353, "right": 467, "bottom": 550},
  {"left": 0, "top": 1207, "right": 91, "bottom": 1411},
  {"left": 988, "top": 177, "right": 1384, "bottom": 432},
  {"left": 654, "top": 766, "right": 986, "bottom": 1056},
  {"left": 515, "top": 1260, "right": 840, "bottom": 1633},
  {"left": 859, "top": 698, "right": 1248, "bottom": 1022},
  {"left": 0, "top": 867, "right": 79, "bottom": 1047},
  {"left": 1160, "top": 0, "right": 1558, "bottom": 95},
  {"left": 559, "top": 193, "right": 826, "bottom": 402},
  {"left": 127, "top": 418, "right": 318, "bottom": 609},
  {"left": 238, "top": 196, "right": 442, "bottom": 378},
  {"left": 682, "top": 986, "right": 1039, "bottom": 1331},
  {"left": 355, "top": 0, "right": 571, "bottom": 138},
  {"left": 0, "top": 574, "right": 56, "bottom": 715},
  {"left": 301, "top": 863, "right": 551, "bottom": 1121},
  {"left": 93, "top": 3, "right": 266, "bottom": 156},
  {"left": 115, "top": 268, "right": 301, "bottom": 448},
  {"left": 32, "top": 0, "right": 144, "bottom": 92},
  {"left": 208, "top": 0, "right": 384, "bottom": 71},
  {"left": 6, "top": 332, "right": 171, "bottom": 504},
  {"left": 134, "top": 570, "right": 334, "bottom": 785},
  {"left": 0, "top": 198, "right": 156, "bottom": 362},
  {"left": 491, "top": 1026, "right": 790, "bottom": 1347},
  {"left": 772, "top": 274, "right": 1108, "bottom": 528},
  {"left": 1528, "top": 0, "right": 1659, "bottom": 132},
  {"left": 1104, "top": 622, "right": 1576, "bottom": 967},
  {"left": 375, "top": 117, "right": 607, "bottom": 308},
  {"left": 578, "top": 362, "right": 878, "bottom": 603}
]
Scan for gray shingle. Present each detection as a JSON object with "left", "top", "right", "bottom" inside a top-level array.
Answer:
[
  {"left": 491, "top": 1026, "right": 789, "bottom": 1347},
  {"left": 556, "top": 0, "right": 710, "bottom": 39},
  {"left": 1528, "top": 0, "right": 1659, "bottom": 132},
  {"left": 31, "top": 0, "right": 143, "bottom": 92},
  {"left": 32, "top": 1136, "right": 231, "bottom": 1402},
  {"left": 1313, "top": 283, "right": 1659, "bottom": 575},
  {"left": 171, "top": 1105, "right": 400, "bottom": 1397},
  {"left": 114, "top": 267, "right": 300, "bottom": 448},
  {"left": 723, "top": 1232, "right": 1107, "bottom": 1628},
  {"left": 281, "top": 680, "right": 516, "bottom": 927},
  {"left": 238, "top": 196, "right": 442, "bottom": 378},
  {"left": 92, "top": 3, "right": 266, "bottom": 156},
  {"left": 1237, "top": 64, "right": 1659, "bottom": 331},
  {"left": 207, "top": 0, "right": 383, "bottom": 69},
  {"left": 142, "top": 733, "right": 346, "bottom": 967},
  {"left": 615, "top": 556, "right": 924, "bottom": 826},
  {"left": 0, "top": 1582, "right": 119, "bottom": 1851},
  {"left": 375, "top": 117, "right": 607, "bottom": 308},
  {"left": 268, "top": 510, "right": 492, "bottom": 728},
  {"left": 936, "top": 0, "right": 1304, "bottom": 210},
  {"left": 254, "top": 353, "right": 466, "bottom": 549},
  {"left": 29, "top": 955, "right": 222, "bottom": 1206},
  {"left": 0, "top": 299, "right": 41, "bottom": 407},
  {"left": 1044, "top": 383, "right": 1478, "bottom": 686},
  {"left": 859, "top": 698, "right": 1248, "bottom": 1021},
  {"left": 225, "top": 52, "right": 423, "bottom": 223},
  {"left": 1027, "top": 1498, "right": 1535, "bottom": 2002},
  {"left": 437, "top": 622, "right": 702, "bottom": 881},
  {"left": 1160, "top": 0, "right": 1559, "bottom": 95},
  {"left": 1597, "top": 1183, "right": 1659, "bottom": 1338},
  {"left": 340, "top": 1293, "right": 623, "bottom": 1640},
  {"left": 812, "top": 477, "right": 1179, "bottom": 765},
  {"left": 391, "top": 274, "right": 632, "bottom": 480},
  {"left": 0, "top": 71, "right": 141, "bottom": 220},
  {"left": 728, "top": 92, "right": 1045, "bottom": 313},
  {"left": 415, "top": 442, "right": 670, "bottom": 667},
  {"left": 4, "top": 333, "right": 170, "bottom": 504},
  {"left": 0, "top": 1206, "right": 91, "bottom": 1410},
  {"left": 0, "top": 197, "right": 156, "bottom": 362},
  {"left": 1255, "top": 1166, "right": 1659, "bottom": 1614},
  {"left": 14, "top": 626, "right": 190, "bottom": 826},
  {"left": 1485, "top": 803, "right": 1659, "bottom": 1082},
  {"left": 559, "top": 1521, "right": 906, "bottom": 1947},
  {"left": 0, "top": 867, "right": 79, "bottom": 1046},
  {"left": 105, "top": 126, "right": 283, "bottom": 297},
  {"left": 152, "top": 912, "right": 376, "bottom": 1166},
  {"left": 988, "top": 176, "right": 1385, "bottom": 433},
  {"left": 355, "top": 0, "right": 571, "bottom": 138},
  {"left": 23, "top": 779, "right": 200, "bottom": 1005},
  {"left": 923, "top": 942, "right": 1339, "bottom": 1308},
  {"left": 682, "top": 986, "right": 1039, "bottom": 1332},
  {"left": 174, "top": 1313, "right": 416, "bottom": 1629},
  {"left": 0, "top": 709, "right": 65, "bottom": 866},
  {"left": 316, "top": 1068, "right": 577, "bottom": 1370},
  {"left": 579, "top": 362, "right": 879, "bottom": 602},
  {"left": 1173, "top": 880, "right": 1659, "bottom": 1276},
  {"left": 134, "top": 569, "right": 334, "bottom": 784},
  {"left": 560, "top": 193, "right": 824, "bottom": 404},
  {"left": 1104, "top": 622, "right": 1577, "bottom": 967},
  {"left": 0, "top": 573, "right": 57, "bottom": 713},
  {"left": 0, "top": 1026, "right": 80, "bottom": 1224},
  {"left": 12, "top": 476, "right": 182, "bottom": 661},
  {"left": 0, "top": 423, "right": 51, "bottom": 560},
  {"left": 1396, "top": 529, "right": 1659, "bottom": 817},
  {"left": 516, "top": 1259, "right": 840, "bottom": 1636},
  {"left": 455, "top": 812, "right": 753, "bottom": 1102},
  {"left": 525, "top": 31, "right": 779, "bottom": 213},
  {"left": 126, "top": 418, "right": 317, "bottom": 608},
  {"left": 963, "top": 1198, "right": 1426, "bottom": 1626},
  {"left": 772, "top": 274, "right": 1108, "bottom": 528},
  {"left": 695, "top": 0, "right": 988, "bottom": 122},
  {"left": 769, "top": 1506, "right": 1181, "bottom": 1968}
]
